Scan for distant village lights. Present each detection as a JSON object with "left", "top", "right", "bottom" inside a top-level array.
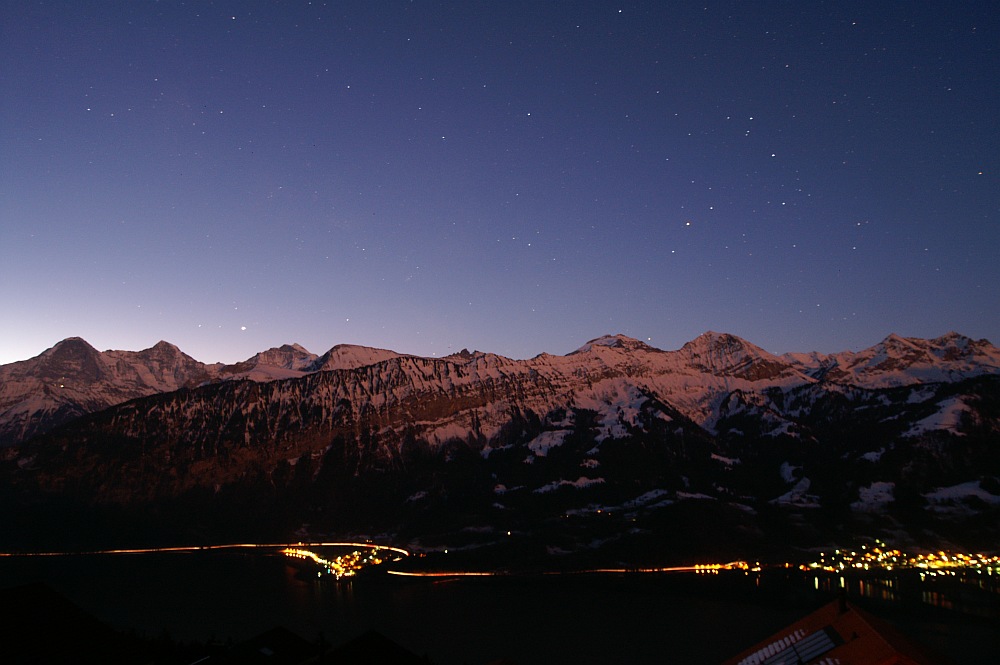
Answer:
[
  {"left": 280, "top": 546, "right": 402, "bottom": 579},
  {"left": 804, "top": 540, "right": 999, "bottom": 575}
]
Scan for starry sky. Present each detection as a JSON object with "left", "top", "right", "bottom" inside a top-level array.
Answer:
[{"left": 2, "top": 1, "right": 998, "bottom": 365}]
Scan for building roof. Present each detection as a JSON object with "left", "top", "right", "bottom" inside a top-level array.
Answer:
[{"left": 721, "top": 597, "right": 952, "bottom": 665}]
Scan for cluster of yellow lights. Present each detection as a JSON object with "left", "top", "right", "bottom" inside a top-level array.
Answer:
[
  {"left": 693, "top": 561, "right": 751, "bottom": 574},
  {"left": 383, "top": 561, "right": 753, "bottom": 578},
  {"left": 803, "top": 540, "right": 999, "bottom": 575},
  {"left": 281, "top": 547, "right": 393, "bottom": 579}
]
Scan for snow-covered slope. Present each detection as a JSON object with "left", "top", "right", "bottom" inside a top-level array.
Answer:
[
  {"left": 218, "top": 343, "right": 319, "bottom": 382},
  {"left": 310, "top": 344, "right": 406, "bottom": 371},
  {"left": 2, "top": 331, "right": 997, "bottom": 449},
  {"left": 6, "top": 331, "right": 999, "bottom": 553},
  {"left": 783, "top": 332, "right": 1000, "bottom": 387}
]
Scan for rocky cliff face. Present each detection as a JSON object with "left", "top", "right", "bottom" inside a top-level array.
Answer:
[
  {"left": 0, "top": 338, "right": 214, "bottom": 447},
  {"left": 3, "top": 332, "right": 998, "bottom": 556},
  {"left": 0, "top": 338, "right": 406, "bottom": 447}
]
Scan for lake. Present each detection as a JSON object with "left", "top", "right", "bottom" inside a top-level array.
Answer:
[{"left": 1, "top": 548, "right": 997, "bottom": 664}]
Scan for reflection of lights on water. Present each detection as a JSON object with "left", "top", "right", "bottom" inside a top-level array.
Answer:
[{"left": 281, "top": 545, "right": 407, "bottom": 580}]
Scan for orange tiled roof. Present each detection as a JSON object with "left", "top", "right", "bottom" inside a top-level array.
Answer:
[{"left": 721, "top": 597, "right": 950, "bottom": 665}]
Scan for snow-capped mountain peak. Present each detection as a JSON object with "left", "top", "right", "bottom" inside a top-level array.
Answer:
[
  {"left": 2, "top": 331, "right": 998, "bottom": 449},
  {"left": 249, "top": 344, "right": 318, "bottom": 371},
  {"left": 33, "top": 337, "right": 107, "bottom": 381},
  {"left": 571, "top": 334, "right": 657, "bottom": 354},
  {"left": 311, "top": 343, "right": 405, "bottom": 372},
  {"left": 217, "top": 343, "right": 320, "bottom": 382},
  {"left": 781, "top": 332, "right": 999, "bottom": 387},
  {"left": 678, "top": 331, "right": 800, "bottom": 382},
  {"left": 5, "top": 330, "right": 999, "bottom": 558}
]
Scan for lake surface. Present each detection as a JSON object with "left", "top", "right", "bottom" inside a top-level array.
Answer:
[{"left": 1, "top": 549, "right": 997, "bottom": 664}]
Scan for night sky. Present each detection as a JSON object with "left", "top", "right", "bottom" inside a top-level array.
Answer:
[{"left": 3, "top": 1, "right": 998, "bottom": 365}]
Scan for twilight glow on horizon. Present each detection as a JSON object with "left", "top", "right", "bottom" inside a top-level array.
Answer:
[{"left": 2, "top": 1, "right": 997, "bottom": 365}]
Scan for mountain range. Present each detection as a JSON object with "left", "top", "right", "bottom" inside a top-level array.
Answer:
[{"left": 2, "top": 332, "right": 998, "bottom": 560}]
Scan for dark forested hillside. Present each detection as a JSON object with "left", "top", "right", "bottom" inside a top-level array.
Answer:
[{"left": 3, "top": 334, "right": 998, "bottom": 560}]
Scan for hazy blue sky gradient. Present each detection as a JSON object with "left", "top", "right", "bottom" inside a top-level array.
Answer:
[{"left": 3, "top": 1, "right": 997, "bottom": 363}]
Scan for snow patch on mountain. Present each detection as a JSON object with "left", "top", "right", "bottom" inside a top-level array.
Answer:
[
  {"left": 905, "top": 397, "right": 969, "bottom": 437},
  {"left": 790, "top": 332, "right": 1000, "bottom": 388},
  {"left": 311, "top": 344, "right": 404, "bottom": 371},
  {"left": 3, "top": 330, "right": 998, "bottom": 451},
  {"left": 571, "top": 334, "right": 657, "bottom": 355},
  {"left": 571, "top": 380, "right": 648, "bottom": 442},
  {"left": 534, "top": 477, "right": 605, "bottom": 493},
  {"left": 527, "top": 430, "right": 570, "bottom": 457},
  {"left": 677, "top": 491, "right": 716, "bottom": 500},
  {"left": 907, "top": 386, "right": 937, "bottom": 403},
  {"left": 779, "top": 462, "right": 800, "bottom": 483},
  {"left": 764, "top": 421, "right": 797, "bottom": 438},
  {"left": 770, "top": 477, "right": 821, "bottom": 507},
  {"left": 419, "top": 420, "right": 474, "bottom": 446},
  {"left": 565, "top": 489, "right": 676, "bottom": 518},
  {"left": 859, "top": 448, "right": 885, "bottom": 462},
  {"left": 851, "top": 481, "right": 895, "bottom": 512},
  {"left": 925, "top": 481, "right": 1000, "bottom": 515},
  {"left": 772, "top": 463, "right": 820, "bottom": 507},
  {"left": 220, "top": 343, "right": 319, "bottom": 381}
]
